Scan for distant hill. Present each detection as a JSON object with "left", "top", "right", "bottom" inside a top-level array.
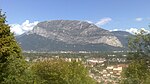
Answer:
[
  {"left": 111, "top": 31, "right": 133, "bottom": 48},
  {"left": 16, "top": 20, "right": 131, "bottom": 52}
]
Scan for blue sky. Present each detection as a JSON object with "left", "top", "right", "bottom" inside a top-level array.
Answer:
[{"left": 1, "top": 0, "right": 150, "bottom": 35}]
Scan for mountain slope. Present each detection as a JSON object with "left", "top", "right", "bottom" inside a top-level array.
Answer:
[
  {"left": 32, "top": 20, "right": 122, "bottom": 47},
  {"left": 17, "top": 33, "right": 126, "bottom": 51},
  {"left": 16, "top": 20, "right": 125, "bottom": 52},
  {"left": 111, "top": 31, "right": 133, "bottom": 48}
]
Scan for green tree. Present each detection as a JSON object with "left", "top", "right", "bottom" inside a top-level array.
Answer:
[
  {"left": 0, "top": 10, "right": 35, "bottom": 84},
  {"left": 121, "top": 30, "right": 150, "bottom": 84},
  {"left": 31, "top": 59, "right": 96, "bottom": 84},
  {"left": 128, "top": 30, "right": 150, "bottom": 60}
]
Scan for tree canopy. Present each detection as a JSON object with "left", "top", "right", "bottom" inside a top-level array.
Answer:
[
  {"left": 121, "top": 30, "right": 150, "bottom": 84},
  {"left": 0, "top": 10, "right": 35, "bottom": 84},
  {"left": 31, "top": 59, "right": 96, "bottom": 84}
]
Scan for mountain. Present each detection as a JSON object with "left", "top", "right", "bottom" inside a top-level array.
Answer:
[
  {"left": 16, "top": 20, "right": 128, "bottom": 52},
  {"left": 111, "top": 31, "right": 133, "bottom": 48}
]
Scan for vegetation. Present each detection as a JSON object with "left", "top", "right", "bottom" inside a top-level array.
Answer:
[
  {"left": 121, "top": 30, "right": 150, "bottom": 84},
  {"left": 0, "top": 10, "right": 96, "bottom": 84},
  {"left": 31, "top": 59, "right": 96, "bottom": 84},
  {"left": 3, "top": 8, "right": 150, "bottom": 84},
  {"left": 0, "top": 10, "right": 36, "bottom": 84}
]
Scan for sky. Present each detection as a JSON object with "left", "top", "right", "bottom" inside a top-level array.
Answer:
[{"left": 0, "top": 0, "right": 150, "bottom": 35}]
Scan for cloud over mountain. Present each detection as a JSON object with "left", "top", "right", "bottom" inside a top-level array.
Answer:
[
  {"left": 10, "top": 20, "right": 38, "bottom": 35},
  {"left": 126, "top": 28, "right": 150, "bottom": 34},
  {"left": 109, "top": 28, "right": 150, "bottom": 34}
]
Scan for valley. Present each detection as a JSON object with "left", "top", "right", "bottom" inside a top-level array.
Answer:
[{"left": 23, "top": 51, "right": 128, "bottom": 84}]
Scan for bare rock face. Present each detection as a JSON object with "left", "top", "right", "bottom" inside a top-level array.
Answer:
[{"left": 31, "top": 20, "right": 123, "bottom": 47}]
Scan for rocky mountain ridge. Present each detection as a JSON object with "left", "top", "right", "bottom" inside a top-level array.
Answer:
[
  {"left": 16, "top": 20, "right": 132, "bottom": 51},
  {"left": 29, "top": 20, "right": 122, "bottom": 47}
]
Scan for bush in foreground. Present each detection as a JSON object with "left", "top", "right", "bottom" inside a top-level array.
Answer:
[{"left": 31, "top": 59, "right": 96, "bottom": 84}]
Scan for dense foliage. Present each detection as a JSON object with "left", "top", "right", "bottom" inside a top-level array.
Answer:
[
  {"left": 0, "top": 10, "right": 36, "bottom": 84},
  {"left": 31, "top": 59, "right": 96, "bottom": 84},
  {"left": 121, "top": 30, "right": 150, "bottom": 84}
]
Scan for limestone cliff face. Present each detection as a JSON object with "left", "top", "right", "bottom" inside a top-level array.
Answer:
[{"left": 30, "top": 20, "right": 123, "bottom": 47}]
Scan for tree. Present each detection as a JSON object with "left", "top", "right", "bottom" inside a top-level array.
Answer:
[
  {"left": 31, "top": 59, "right": 96, "bottom": 84},
  {"left": 0, "top": 10, "right": 35, "bottom": 84},
  {"left": 128, "top": 30, "right": 150, "bottom": 60},
  {"left": 121, "top": 30, "right": 150, "bottom": 84}
]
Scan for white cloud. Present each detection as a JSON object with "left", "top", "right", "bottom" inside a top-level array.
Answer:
[
  {"left": 109, "top": 29, "right": 123, "bottom": 32},
  {"left": 125, "top": 28, "right": 138, "bottom": 34},
  {"left": 135, "top": 18, "right": 143, "bottom": 21},
  {"left": 95, "top": 17, "right": 112, "bottom": 26},
  {"left": 140, "top": 28, "right": 150, "bottom": 33},
  {"left": 109, "top": 28, "right": 149, "bottom": 34},
  {"left": 125, "top": 28, "right": 150, "bottom": 34},
  {"left": 10, "top": 20, "right": 39, "bottom": 35},
  {"left": 85, "top": 20, "right": 93, "bottom": 24},
  {"left": 10, "top": 24, "right": 24, "bottom": 35}
]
